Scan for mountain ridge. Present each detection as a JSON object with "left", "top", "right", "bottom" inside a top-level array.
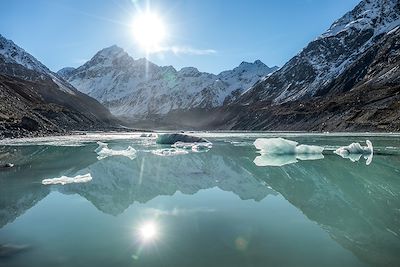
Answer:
[
  {"left": 58, "top": 46, "right": 278, "bottom": 119},
  {"left": 0, "top": 34, "right": 119, "bottom": 138}
]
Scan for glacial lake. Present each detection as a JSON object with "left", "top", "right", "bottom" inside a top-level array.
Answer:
[{"left": 0, "top": 132, "right": 399, "bottom": 267}]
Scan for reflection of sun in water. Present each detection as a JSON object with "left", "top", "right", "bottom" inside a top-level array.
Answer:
[
  {"left": 132, "top": 11, "right": 167, "bottom": 53},
  {"left": 138, "top": 221, "right": 158, "bottom": 241}
]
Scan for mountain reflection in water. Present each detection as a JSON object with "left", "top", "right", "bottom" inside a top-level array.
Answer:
[{"left": 0, "top": 135, "right": 399, "bottom": 267}]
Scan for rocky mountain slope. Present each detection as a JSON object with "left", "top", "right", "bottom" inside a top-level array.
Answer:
[
  {"left": 208, "top": 0, "right": 400, "bottom": 131},
  {"left": 238, "top": 0, "right": 400, "bottom": 105},
  {"left": 58, "top": 47, "right": 277, "bottom": 119},
  {"left": 0, "top": 34, "right": 118, "bottom": 138}
]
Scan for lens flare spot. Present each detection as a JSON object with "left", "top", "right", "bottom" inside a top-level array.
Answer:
[{"left": 138, "top": 221, "right": 158, "bottom": 241}]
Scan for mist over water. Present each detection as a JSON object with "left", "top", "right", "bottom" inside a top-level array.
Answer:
[{"left": 0, "top": 133, "right": 399, "bottom": 267}]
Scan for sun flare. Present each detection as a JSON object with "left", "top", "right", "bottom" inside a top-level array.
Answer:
[
  {"left": 132, "top": 11, "right": 167, "bottom": 52},
  {"left": 138, "top": 221, "right": 158, "bottom": 241}
]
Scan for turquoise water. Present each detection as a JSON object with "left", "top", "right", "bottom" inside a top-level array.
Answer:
[{"left": 0, "top": 132, "right": 399, "bottom": 267}]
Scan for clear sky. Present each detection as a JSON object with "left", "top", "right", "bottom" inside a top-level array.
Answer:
[{"left": 0, "top": 0, "right": 360, "bottom": 74}]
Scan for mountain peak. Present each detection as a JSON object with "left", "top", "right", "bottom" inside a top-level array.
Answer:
[
  {"left": 95, "top": 45, "right": 126, "bottom": 59},
  {"left": 238, "top": 60, "right": 268, "bottom": 69},
  {"left": 179, "top": 66, "right": 200, "bottom": 75},
  {"left": 321, "top": 0, "right": 400, "bottom": 39},
  {"left": 0, "top": 34, "right": 49, "bottom": 74}
]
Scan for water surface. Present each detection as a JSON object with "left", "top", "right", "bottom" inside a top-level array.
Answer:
[{"left": 0, "top": 132, "right": 399, "bottom": 267}]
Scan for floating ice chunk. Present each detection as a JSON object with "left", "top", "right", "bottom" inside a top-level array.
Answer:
[
  {"left": 156, "top": 133, "right": 209, "bottom": 145},
  {"left": 253, "top": 138, "right": 324, "bottom": 167},
  {"left": 172, "top": 141, "right": 212, "bottom": 152},
  {"left": 254, "top": 138, "right": 297, "bottom": 155},
  {"left": 334, "top": 140, "right": 373, "bottom": 165},
  {"left": 295, "top": 144, "right": 324, "bottom": 154},
  {"left": 152, "top": 148, "right": 189, "bottom": 157},
  {"left": 254, "top": 138, "right": 324, "bottom": 155},
  {"left": 334, "top": 140, "right": 373, "bottom": 155},
  {"left": 42, "top": 173, "right": 92, "bottom": 185},
  {"left": 95, "top": 142, "right": 136, "bottom": 160}
]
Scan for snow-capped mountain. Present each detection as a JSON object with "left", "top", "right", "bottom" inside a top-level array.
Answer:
[
  {"left": 0, "top": 34, "right": 116, "bottom": 138},
  {"left": 238, "top": 0, "right": 400, "bottom": 104},
  {"left": 0, "top": 34, "right": 77, "bottom": 94},
  {"left": 218, "top": 0, "right": 400, "bottom": 132},
  {"left": 58, "top": 46, "right": 277, "bottom": 118}
]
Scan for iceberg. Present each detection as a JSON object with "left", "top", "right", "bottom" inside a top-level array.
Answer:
[
  {"left": 296, "top": 144, "right": 324, "bottom": 154},
  {"left": 254, "top": 138, "right": 324, "bottom": 155},
  {"left": 253, "top": 138, "right": 324, "bottom": 167},
  {"left": 334, "top": 140, "right": 373, "bottom": 165},
  {"left": 95, "top": 142, "right": 136, "bottom": 160},
  {"left": 42, "top": 173, "right": 92, "bottom": 185},
  {"left": 156, "top": 133, "right": 209, "bottom": 145}
]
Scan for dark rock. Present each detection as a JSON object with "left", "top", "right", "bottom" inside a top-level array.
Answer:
[
  {"left": 19, "top": 116, "right": 39, "bottom": 131},
  {"left": 156, "top": 133, "right": 208, "bottom": 144}
]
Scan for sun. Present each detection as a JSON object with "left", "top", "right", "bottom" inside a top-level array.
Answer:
[
  {"left": 138, "top": 221, "right": 158, "bottom": 242},
  {"left": 132, "top": 11, "right": 167, "bottom": 53}
]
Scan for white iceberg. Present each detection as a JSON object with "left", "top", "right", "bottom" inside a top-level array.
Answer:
[
  {"left": 253, "top": 138, "right": 324, "bottom": 167},
  {"left": 254, "top": 138, "right": 324, "bottom": 155},
  {"left": 152, "top": 148, "right": 189, "bottom": 157},
  {"left": 296, "top": 144, "right": 324, "bottom": 154},
  {"left": 95, "top": 142, "right": 137, "bottom": 160},
  {"left": 334, "top": 140, "right": 373, "bottom": 165},
  {"left": 42, "top": 173, "right": 92, "bottom": 185}
]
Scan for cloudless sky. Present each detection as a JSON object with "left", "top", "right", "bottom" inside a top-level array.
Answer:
[{"left": 0, "top": 0, "right": 360, "bottom": 74}]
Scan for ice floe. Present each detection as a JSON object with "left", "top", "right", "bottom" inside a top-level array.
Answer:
[
  {"left": 253, "top": 138, "right": 324, "bottom": 166},
  {"left": 95, "top": 142, "right": 137, "bottom": 160},
  {"left": 254, "top": 138, "right": 324, "bottom": 155},
  {"left": 42, "top": 173, "right": 92, "bottom": 185},
  {"left": 334, "top": 140, "right": 373, "bottom": 165},
  {"left": 151, "top": 148, "right": 189, "bottom": 157}
]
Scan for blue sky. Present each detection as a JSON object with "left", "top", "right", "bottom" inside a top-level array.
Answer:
[{"left": 1, "top": 0, "right": 360, "bottom": 74}]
